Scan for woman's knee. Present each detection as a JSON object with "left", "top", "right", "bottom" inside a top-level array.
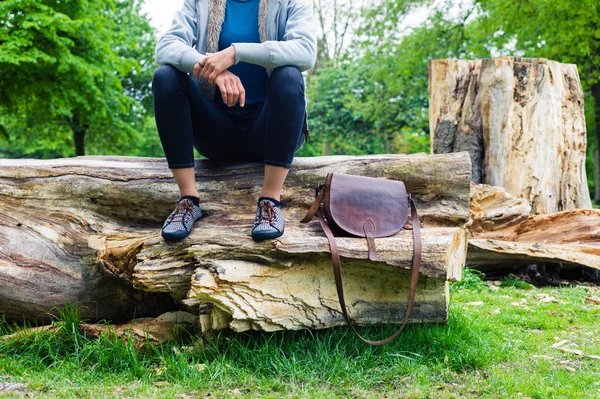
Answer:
[
  {"left": 269, "top": 66, "right": 304, "bottom": 99},
  {"left": 271, "top": 65, "right": 302, "bottom": 82},
  {"left": 152, "top": 64, "right": 184, "bottom": 95}
]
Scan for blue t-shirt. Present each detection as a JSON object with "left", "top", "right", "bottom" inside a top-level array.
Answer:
[{"left": 215, "top": 0, "right": 268, "bottom": 106}]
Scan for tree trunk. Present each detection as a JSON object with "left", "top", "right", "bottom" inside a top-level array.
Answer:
[
  {"left": 467, "top": 182, "right": 532, "bottom": 234},
  {"left": 592, "top": 82, "right": 600, "bottom": 205},
  {"left": 594, "top": 149, "right": 600, "bottom": 205},
  {"left": 0, "top": 153, "right": 470, "bottom": 330},
  {"left": 149, "top": 226, "right": 467, "bottom": 332},
  {"left": 429, "top": 56, "right": 592, "bottom": 214},
  {"left": 322, "top": 136, "right": 332, "bottom": 156},
  {"left": 0, "top": 195, "right": 176, "bottom": 323},
  {"left": 72, "top": 113, "right": 86, "bottom": 156}
]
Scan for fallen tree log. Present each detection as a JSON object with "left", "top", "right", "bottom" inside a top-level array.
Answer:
[
  {"left": 429, "top": 56, "right": 591, "bottom": 213},
  {"left": 153, "top": 227, "right": 466, "bottom": 332},
  {"left": 0, "top": 153, "right": 470, "bottom": 330},
  {"left": 0, "top": 199, "right": 176, "bottom": 323},
  {"left": 467, "top": 183, "right": 600, "bottom": 270}
]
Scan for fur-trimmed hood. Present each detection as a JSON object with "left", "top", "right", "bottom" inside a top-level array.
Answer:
[
  {"left": 199, "top": 0, "right": 269, "bottom": 97},
  {"left": 205, "top": 0, "right": 269, "bottom": 51}
]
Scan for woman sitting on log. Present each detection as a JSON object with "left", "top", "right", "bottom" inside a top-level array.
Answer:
[{"left": 152, "top": 0, "right": 317, "bottom": 241}]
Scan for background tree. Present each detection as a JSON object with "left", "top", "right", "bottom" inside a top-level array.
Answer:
[
  {"left": 311, "top": 0, "right": 367, "bottom": 69},
  {"left": 0, "top": 0, "right": 158, "bottom": 158},
  {"left": 298, "top": 61, "right": 374, "bottom": 156},
  {"left": 350, "top": 3, "right": 483, "bottom": 154},
  {"left": 301, "top": 0, "right": 472, "bottom": 157},
  {"left": 302, "top": 0, "right": 370, "bottom": 155}
]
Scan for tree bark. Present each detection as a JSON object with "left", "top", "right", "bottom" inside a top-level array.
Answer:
[
  {"left": 322, "top": 136, "right": 332, "bottom": 156},
  {"left": 429, "top": 56, "right": 592, "bottom": 213},
  {"left": 0, "top": 153, "right": 470, "bottom": 329},
  {"left": 0, "top": 197, "right": 176, "bottom": 323},
  {"left": 595, "top": 149, "right": 600, "bottom": 205},
  {"left": 592, "top": 82, "right": 600, "bottom": 205},
  {"left": 72, "top": 112, "right": 86, "bottom": 157}
]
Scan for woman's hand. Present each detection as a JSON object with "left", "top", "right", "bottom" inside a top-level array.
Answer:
[
  {"left": 199, "top": 46, "right": 236, "bottom": 85},
  {"left": 193, "top": 52, "right": 213, "bottom": 80},
  {"left": 215, "top": 70, "right": 246, "bottom": 107}
]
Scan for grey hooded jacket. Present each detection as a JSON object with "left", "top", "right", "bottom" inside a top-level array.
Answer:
[{"left": 155, "top": 0, "right": 318, "bottom": 98}]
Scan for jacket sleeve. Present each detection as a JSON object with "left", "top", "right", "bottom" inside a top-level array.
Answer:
[
  {"left": 155, "top": 0, "right": 205, "bottom": 73},
  {"left": 231, "top": 0, "right": 318, "bottom": 72}
]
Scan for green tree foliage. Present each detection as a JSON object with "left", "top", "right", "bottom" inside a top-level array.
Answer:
[
  {"left": 299, "top": 56, "right": 431, "bottom": 157},
  {"left": 351, "top": 6, "right": 487, "bottom": 151},
  {"left": 303, "top": 1, "right": 480, "bottom": 156},
  {"left": 0, "top": 0, "right": 159, "bottom": 157},
  {"left": 473, "top": 0, "right": 600, "bottom": 85},
  {"left": 298, "top": 61, "right": 375, "bottom": 156}
]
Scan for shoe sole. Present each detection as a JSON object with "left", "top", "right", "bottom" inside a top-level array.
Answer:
[
  {"left": 162, "top": 230, "right": 189, "bottom": 241},
  {"left": 162, "top": 216, "right": 202, "bottom": 241},
  {"left": 251, "top": 227, "right": 284, "bottom": 242}
]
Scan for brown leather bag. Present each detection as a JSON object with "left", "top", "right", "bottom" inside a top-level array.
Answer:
[{"left": 300, "top": 172, "right": 421, "bottom": 346}]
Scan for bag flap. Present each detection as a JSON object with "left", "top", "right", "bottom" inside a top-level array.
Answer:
[{"left": 328, "top": 173, "right": 409, "bottom": 237}]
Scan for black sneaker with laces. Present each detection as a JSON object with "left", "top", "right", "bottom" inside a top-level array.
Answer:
[
  {"left": 161, "top": 197, "right": 203, "bottom": 241},
  {"left": 251, "top": 197, "right": 285, "bottom": 241}
]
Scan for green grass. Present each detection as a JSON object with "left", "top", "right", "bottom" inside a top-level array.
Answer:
[
  {"left": 499, "top": 278, "right": 535, "bottom": 290},
  {"left": 1, "top": 268, "right": 599, "bottom": 398}
]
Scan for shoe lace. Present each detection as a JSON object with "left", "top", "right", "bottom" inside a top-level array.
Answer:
[
  {"left": 256, "top": 200, "right": 277, "bottom": 226},
  {"left": 167, "top": 199, "right": 195, "bottom": 224}
]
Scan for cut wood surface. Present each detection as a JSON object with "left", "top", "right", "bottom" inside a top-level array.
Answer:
[
  {"left": 429, "top": 56, "right": 591, "bottom": 213},
  {"left": 467, "top": 183, "right": 600, "bottom": 270},
  {"left": 0, "top": 153, "right": 470, "bottom": 329}
]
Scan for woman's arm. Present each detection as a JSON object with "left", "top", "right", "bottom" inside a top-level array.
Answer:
[
  {"left": 155, "top": 0, "right": 204, "bottom": 74},
  {"left": 231, "top": 0, "right": 318, "bottom": 72}
]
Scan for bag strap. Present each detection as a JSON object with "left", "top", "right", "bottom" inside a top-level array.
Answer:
[
  {"left": 299, "top": 183, "right": 324, "bottom": 223},
  {"left": 302, "top": 186, "right": 422, "bottom": 345}
]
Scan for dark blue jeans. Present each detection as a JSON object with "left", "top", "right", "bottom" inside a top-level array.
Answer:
[{"left": 152, "top": 64, "right": 307, "bottom": 169}]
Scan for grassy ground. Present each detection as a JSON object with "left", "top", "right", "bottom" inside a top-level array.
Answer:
[{"left": 1, "top": 269, "right": 599, "bottom": 399}]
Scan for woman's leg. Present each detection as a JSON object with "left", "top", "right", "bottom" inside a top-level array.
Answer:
[
  {"left": 152, "top": 64, "right": 237, "bottom": 197},
  {"left": 260, "top": 166, "right": 289, "bottom": 202},
  {"left": 244, "top": 66, "right": 306, "bottom": 241},
  {"left": 248, "top": 66, "right": 307, "bottom": 200},
  {"left": 171, "top": 168, "right": 200, "bottom": 197},
  {"left": 152, "top": 64, "right": 241, "bottom": 240}
]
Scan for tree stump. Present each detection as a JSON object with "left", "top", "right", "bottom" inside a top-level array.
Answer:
[
  {"left": 429, "top": 56, "right": 591, "bottom": 214},
  {"left": 0, "top": 153, "right": 470, "bottom": 330}
]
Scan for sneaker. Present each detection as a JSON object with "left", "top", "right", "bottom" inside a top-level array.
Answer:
[
  {"left": 161, "top": 197, "right": 203, "bottom": 241},
  {"left": 251, "top": 198, "right": 285, "bottom": 241}
]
